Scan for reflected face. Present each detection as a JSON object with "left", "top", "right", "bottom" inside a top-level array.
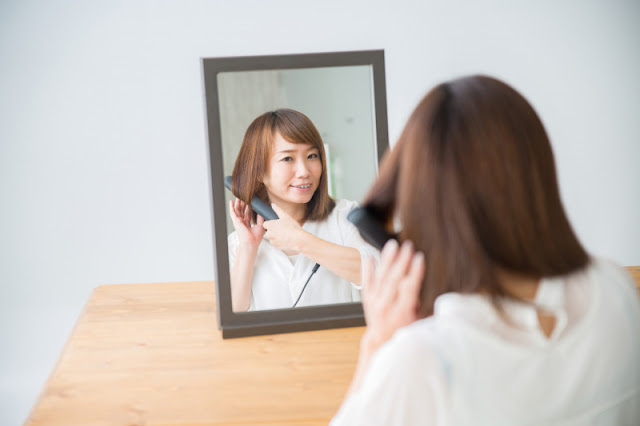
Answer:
[{"left": 262, "top": 132, "right": 322, "bottom": 214}]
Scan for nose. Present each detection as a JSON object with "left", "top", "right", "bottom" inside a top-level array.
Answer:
[{"left": 294, "top": 158, "right": 310, "bottom": 178}]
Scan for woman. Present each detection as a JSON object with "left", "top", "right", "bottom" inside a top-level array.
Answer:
[
  {"left": 228, "top": 108, "right": 377, "bottom": 312},
  {"left": 332, "top": 76, "right": 640, "bottom": 424}
]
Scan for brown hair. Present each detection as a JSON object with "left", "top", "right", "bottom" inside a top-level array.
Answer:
[
  {"left": 364, "top": 75, "right": 589, "bottom": 316},
  {"left": 231, "top": 108, "right": 335, "bottom": 222}
]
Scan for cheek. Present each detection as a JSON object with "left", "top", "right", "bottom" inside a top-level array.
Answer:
[
  {"left": 312, "top": 162, "right": 323, "bottom": 179},
  {"left": 267, "top": 165, "right": 290, "bottom": 186}
]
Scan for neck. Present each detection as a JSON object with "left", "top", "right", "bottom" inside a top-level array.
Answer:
[
  {"left": 496, "top": 268, "right": 540, "bottom": 301},
  {"left": 279, "top": 202, "right": 306, "bottom": 225}
]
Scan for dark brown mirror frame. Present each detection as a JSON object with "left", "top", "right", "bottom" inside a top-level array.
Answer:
[{"left": 202, "top": 50, "right": 389, "bottom": 338}]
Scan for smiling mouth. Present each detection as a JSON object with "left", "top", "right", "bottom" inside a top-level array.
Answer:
[{"left": 291, "top": 184, "right": 312, "bottom": 189}]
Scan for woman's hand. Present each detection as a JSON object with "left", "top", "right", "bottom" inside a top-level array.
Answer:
[
  {"left": 343, "top": 239, "right": 425, "bottom": 397},
  {"left": 261, "top": 203, "right": 305, "bottom": 254},
  {"left": 361, "top": 239, "right": 425, "bottom": 354},
  {"left": 228, "top": 198, "right": 265, "bottom": 250}
]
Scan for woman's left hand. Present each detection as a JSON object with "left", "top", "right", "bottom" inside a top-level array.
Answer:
[{"left": 262, "top": 203, "right": 306, "bottom": 254}]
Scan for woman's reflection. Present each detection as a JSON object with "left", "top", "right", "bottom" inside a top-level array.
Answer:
[{"left": 227, "top": 109, "right": 377, "bottom": 312}]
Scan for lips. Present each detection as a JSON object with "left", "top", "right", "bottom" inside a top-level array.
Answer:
[{"left": 291, "top": 183, "right": 312, "bottom": 189}]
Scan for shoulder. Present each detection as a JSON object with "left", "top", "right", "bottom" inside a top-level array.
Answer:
[
  {"left": 332, "top": 320, "right": 454, "bottom": 425},
  {"left": 382, "top": 318, "right": 453, "bottom": 369},
  {"left": 371, "top": 318, "right": 458, "bottom": 392},
  {"left": 315, "top": 199, "right": 359, "bottom": 229},
  {"left": 587, "top": 257, "right": 635, "bottom": 285},
  {"left": 580, "top": 256, "right": 640, "bottom": 314},
  {"left": 335, "top": 198, "right": 359, "bottom": 210},
  {"left": 329, "top": 198, "right": 359, "bottom": 218},
  {"left": 571, "top": 256, "right": 637, "bottom": 298},
  {"left": 328, "top": 199, "right": 360, "bottom": 225}
]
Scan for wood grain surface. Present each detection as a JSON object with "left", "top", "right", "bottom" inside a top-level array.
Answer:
[
  {"left": 27, "top": 282, "right": 364, "bottom": 425},
  {"left": 27, "top": 267, "right": 640, "bottom": 425}
]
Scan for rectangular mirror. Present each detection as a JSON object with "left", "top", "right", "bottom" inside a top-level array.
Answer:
[{"left": 202, "top": 50, "right": 389, "bottom": 338}]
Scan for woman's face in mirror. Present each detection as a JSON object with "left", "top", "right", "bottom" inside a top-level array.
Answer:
[{"left": 262, "top": 132, "right": 323, "bottom": 217}]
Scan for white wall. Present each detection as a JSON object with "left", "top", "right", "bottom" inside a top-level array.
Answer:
[
  {"left": 1, "top": 0, "right": 638, "bottom": 424},
  {"left": 281, "top": 66, "right": 377, "bottom": 201}
]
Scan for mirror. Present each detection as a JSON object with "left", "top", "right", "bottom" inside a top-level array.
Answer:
[{"left": 202, "top": 50, "right": 389, "bottom": 337}]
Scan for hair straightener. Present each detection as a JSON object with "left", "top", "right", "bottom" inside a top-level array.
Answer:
[
  {"left": 224, "top": 176, "right": 279, "bottom": 221},
  {"left": 347, "top": 207, "right": 396, "bottom": 251}
]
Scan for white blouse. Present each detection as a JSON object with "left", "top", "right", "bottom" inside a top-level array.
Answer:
[
  {"left": 228, "top": 199, "right": 378, "bottom": 311},
  {"left": 332, "top": 258, "right": 640, "bottom": 425}
]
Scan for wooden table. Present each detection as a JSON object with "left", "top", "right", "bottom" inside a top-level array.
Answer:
[
  {"left": 27, "top": 267, "right": 640, "bottom": 425},
  {"left": 26, "top": 282, "right": 363, "bottom": 425}
]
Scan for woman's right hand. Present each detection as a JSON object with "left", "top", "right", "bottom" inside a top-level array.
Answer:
[
  {"left": 229, "top": 198, "right": 265, "bottom": 250},
  {"left": 343, "top": 240, "right": 425, "bottom": 397},
  {"left": 361, "top": 239, "right": 424, "bottom": 354}
]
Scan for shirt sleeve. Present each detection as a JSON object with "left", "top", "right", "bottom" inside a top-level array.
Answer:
[
  {"left": 228, "top": 232, "right": 258, "bottom": 311},
  {"left": 331, "top": 328, "right": 453, "bottom": 426},
  {"left": 227, "top": 232, "right": 238, "bottom": 269}
]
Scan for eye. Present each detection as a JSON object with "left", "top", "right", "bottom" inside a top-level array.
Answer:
[
  {"left": 280, "top": 156, "right": 293, "bottom": 162},
  {"left": 308, "top": 152, "right": 319, "bottom": 159}
]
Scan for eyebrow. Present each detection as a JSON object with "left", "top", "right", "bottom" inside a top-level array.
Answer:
[{"left": 274, "top": 147, "right": 319, "bottom": 155}]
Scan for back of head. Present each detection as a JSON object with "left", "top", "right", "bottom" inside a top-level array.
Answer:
[{"left": 365, "top": 75, "right": 589, "bottom": 316}]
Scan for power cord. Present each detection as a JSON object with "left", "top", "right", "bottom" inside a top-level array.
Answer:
[{"left": 292, "top": 263, "right": 321, "bottom": 308}]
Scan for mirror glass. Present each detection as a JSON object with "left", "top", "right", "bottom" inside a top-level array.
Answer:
[
  {"left": 203, "top": 51, "right": 388, "bottom": 337},
  {"left": 219, "top": 66, "right": 379, "bottom": 311}
]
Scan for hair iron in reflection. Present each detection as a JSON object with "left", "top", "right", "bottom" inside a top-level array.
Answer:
[
  {"left": 224, "top": 176, "right": 278, "bottom": 221},
  {"left": 223, "top": 175, "right": 320, "bottom": 307},
  {"left": 347, "top": 207, "right": 397, "bottom": 251}
]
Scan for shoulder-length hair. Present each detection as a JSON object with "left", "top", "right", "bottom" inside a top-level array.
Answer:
[
  {"left": 364, "top": 75, "right": 589, "bottom": 317},
  {"left": 230, "top": 108, "right": 335, "bottom": 222}
]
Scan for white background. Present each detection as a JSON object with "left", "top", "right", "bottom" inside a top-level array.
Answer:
[{"left": 1, "top": 0, "right": 639, "bottom": 424}]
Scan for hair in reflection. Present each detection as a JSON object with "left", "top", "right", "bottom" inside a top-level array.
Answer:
[
  {"left": 231, "top": 108, "right": 335, "bottom": 222},
  {"left": 364, "top": 75, "right": 589, "bottom": 317}
]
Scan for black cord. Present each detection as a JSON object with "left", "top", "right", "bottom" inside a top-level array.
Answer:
[{"left": 292, "top": 263, "right": 321, "bottom": 308}]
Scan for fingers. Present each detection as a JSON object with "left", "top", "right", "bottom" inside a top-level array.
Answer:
[
  {"left": 391, "top": 241, "right": 416, "bottom": 282},
  {"left": 261, "top": 215, "right": 273, "bottom": 240},
  {"left": 229, "top": 200, "right": 242, "bottom": 223},
  {"left": 233, "top": 198, "right": 242, "bottom": 218},
  {"left": 361, "top": 237, "right": 425, "bottom": 347},
  {"left": 375, "top": 239, "right": 399, "bottom": 287},
  {"left": 397, "top": 251, "right": 425, "bottom": 312},
  {"left": 228, "top": 199, "right": 249, "bottom": 234},
  {"left": 379, "top": 240, "right": 414, "bottom": 303},
  {"left": 230, "top": 199, "right": 254, "bottom": 220},
  {"left": 261, "top": 215, "right": 284, "bottom": 231},
  {"left": 230, "top": 199, "right": 257, "bottom": 230},
  {"left": 243, "top": 202, "right": 251, "bottom": 223}
]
